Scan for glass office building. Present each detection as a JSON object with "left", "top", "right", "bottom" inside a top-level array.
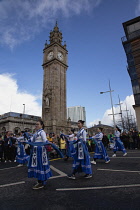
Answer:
[{"left": 67, "top": 106, "right": 86, "bottom": 126}]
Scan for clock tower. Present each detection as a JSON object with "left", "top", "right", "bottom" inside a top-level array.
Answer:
[{"left": 42, "top": 22, "right": 68, "bottom": 134}]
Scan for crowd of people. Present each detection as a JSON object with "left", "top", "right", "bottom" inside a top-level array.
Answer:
[{"left": 0, "top": 127, "right": 140, "bottom": 163}]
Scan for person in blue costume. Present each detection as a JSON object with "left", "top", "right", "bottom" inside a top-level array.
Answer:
[
  {"left": 16, "top": 132, "right": 29, "bottom": 167},
  {"left": 64, "top": 129, "right": 75, "bottom": 161},
  {"left": 28, "top": 120, "right": 52, "bottom": 190},
  {"left": 112, "top": 126, "right": 127, "bottom": 157},
  {"left": 91, "top": 127, "right": 110, "bottom": 165},
  {"left": 68, "top": 120, "right": 92, "bottom": 179}
]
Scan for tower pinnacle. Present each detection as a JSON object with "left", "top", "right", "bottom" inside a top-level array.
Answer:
[{"left": 49, "top": 22, "right": 63, "bottom": 44}]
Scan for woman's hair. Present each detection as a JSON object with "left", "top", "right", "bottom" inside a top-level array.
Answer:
[
  {"left": 71, "top": 129, "right": 75, "bottom": 133},
  {"left": 38, "top": 119, "right": 45, "bottom": 130},
  {"left": 78, "top": 120, "right": 85, "bottom": 125},
  {"left": 99, "top": 127, "right": 103, "bottom": 132},
  {"left": 116, "top": 126, "right": 121, "bottom": 133}
]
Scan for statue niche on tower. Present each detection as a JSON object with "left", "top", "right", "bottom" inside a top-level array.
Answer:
[{"left": 43, "top": 87, "right": 52, "bottom": 111}]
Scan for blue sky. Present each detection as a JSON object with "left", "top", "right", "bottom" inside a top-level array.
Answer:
[{"left": 0, "top": 0, "right": 139, "bottom": 127}]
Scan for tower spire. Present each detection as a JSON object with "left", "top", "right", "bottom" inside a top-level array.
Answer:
[
  {"left": 49, "top": 21, "right": 63, "bottom": 44},
  {"left": 55, "top": 20, "right": 58, "bottom": 27}
]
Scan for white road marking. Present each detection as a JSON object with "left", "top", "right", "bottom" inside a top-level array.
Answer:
[
  {"left": 0, "top": 166, "right": 20, "bottom": 171},
  {"left": 50, "top": 165, "right": 67, "bottom": 176},
  {"left": 56, "top": 184, "right": 140, "bottom": 191},
  {"left": 110, "top": 156, "right": 140, "bottom": 160},
  {"left": 50, "top": 175, "right": 66, "bottom": 179},
  {"left": 0, "top": 181, "right": 25, "bottom": 188},
  {"left": 97, "top": 169, "right": 140, "bottom": 173}
]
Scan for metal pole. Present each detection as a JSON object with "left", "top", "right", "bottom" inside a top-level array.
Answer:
[
  {"left": 125, "top": 104, "right": 130, "bottom": 131},
  {"left": 118, "top": 95, "right": 124, "bottom": 130},
  {"left": 23, "top": 104, "right": 25, "bottom": 130},
  {"left": 109, "top": 80, "right": 116, "bottom": 131}
]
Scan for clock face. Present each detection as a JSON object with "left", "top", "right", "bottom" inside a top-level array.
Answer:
[
  {"left": 47, "top": 51, "right": 53, "bottom": 60},
  {"left": 57, "top": 52, "right": 63, "bottom": 61}
]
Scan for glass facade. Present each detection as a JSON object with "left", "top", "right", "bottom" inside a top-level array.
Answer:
[
  {"left": 122, "top": 18, "right": 140, "bottom": 106},
  {"left": 127, "top": 21, "right": 140, "bottom": 34},
  {"left": 67, "top": 106, "right": 86, "bottom": 125}
]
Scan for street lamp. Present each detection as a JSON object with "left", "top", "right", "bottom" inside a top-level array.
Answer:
[
  {"left": 23, "top": 104, "right": 25, "bottom": 114},
  {"left": 115, "top": 95, "right": 124, "bottom": 131},
  {"left": 100, "top": 80, "right": 116, "bottom": 131},
  {"left": 23, "top": 104, "right": 25, "bottom": 130}
]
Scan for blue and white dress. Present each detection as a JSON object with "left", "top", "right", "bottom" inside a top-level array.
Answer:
[
  {"left": 93, "top": 132, "right": 110, "bottom": 162},
  {"left": 16, "top": 137, "right": 29, "bottom": 164},
  {"left": 113, "top": 131, "right": 127, "bottom": 154},
  {"left": 28, "top": 129, "right": 52, "bottom": 181},
  {"left": 65, "top": 134, "right": 75, "bottom": 158},
  {"left": 72, "top": 128, "right": 92, "bottom": 174}
]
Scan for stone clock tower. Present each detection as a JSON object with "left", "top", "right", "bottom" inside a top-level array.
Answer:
[{"left": 42, "top": 22, "right": 69, "bottom": 134}]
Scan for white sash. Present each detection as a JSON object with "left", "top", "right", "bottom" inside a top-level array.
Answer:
[
  {"left": 31, "top": 146, "right": 37, "bottom": 167},
  {"left": 78, "top": 141, "right": 84, "bottom": 159},
  {"left": 31, "top": 146, "right": 48, "bottom": 167},
  {"left": 42, "top": 146, "right": 48, "bottom": 165}
]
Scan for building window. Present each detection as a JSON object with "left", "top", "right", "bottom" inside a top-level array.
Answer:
[
  {"left": 132, "top": 80, "right": 140, "bottom": 95},
  {"left": 127, "top": 53, "right": 135, "bottom": 66},
  {"left": 134, "top": 93, "right": 140, "bottom": 105},
  {"left": 127, "top": 22, "right": 140, "bottom": 34},
  {"left": 123, "top": 43, "right": 132, "bottom": 54},
  {"left": 14, "top": 127, "right": 21, "bottom": 135},
  {"left": 128, "top": 66, "right": 137, "bottom": 80}
]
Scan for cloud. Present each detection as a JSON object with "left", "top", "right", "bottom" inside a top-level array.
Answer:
[
  {"left": 0, "top": 0, "right": 101, "bottom": 49},
  {"left": 89, "top": 95, "right": 136, "bottom": 127},
  {"left": 0, "top": 74, "right": 42, "bottom": 116}
]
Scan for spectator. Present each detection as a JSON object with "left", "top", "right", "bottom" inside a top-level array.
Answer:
[
  {"left": 60, "top": 136, "right": 66, "bottom": 155},
  {"left": 4, "top": 131, "right": 11, "bottom": 162},
  {"left": 102, "top": 133, "right": 109, "bottom": 150},
  {"left": 0, "top": 134, "right": 4, "bottom": 162}
]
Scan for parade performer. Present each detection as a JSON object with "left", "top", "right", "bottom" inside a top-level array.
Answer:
[
  {"left": 16, "top": 132, "right": 29, "bottom": 167},
  {"left": 67, "top": 120, "right": 92, "bottom": 179},
  {"left": 28, "top": 120, "right": 64, "bottom": 190},
  {"left": 112, "top": 126, "right": 127, "bottom": 157},
  {"left": 64, "top": 129, "right": 75, "bottom": 161},
  {"left": 91, "top": 127, "right": 110, "bottom": 165}
]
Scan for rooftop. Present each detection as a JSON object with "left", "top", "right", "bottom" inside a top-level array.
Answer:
[{"left": 0, "top": 112, "right": 41, "bottom": 121}]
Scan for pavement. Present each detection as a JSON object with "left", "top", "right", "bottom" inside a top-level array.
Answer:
[{"left": 1, "top": 150, "right": 140, "bottom": 210}]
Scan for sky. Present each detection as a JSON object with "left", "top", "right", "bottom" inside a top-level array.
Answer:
[{"left": 0, "top": 0, "right": 139, "bottom": 127}]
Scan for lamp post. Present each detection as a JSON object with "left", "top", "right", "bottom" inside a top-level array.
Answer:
[
  {"left": 115, "top": 95, "right": 124, "bottom": 131},
  {"left": 23, "top": 104, "right": 25, "bottom": 114},
  {"left": 100, "top": 80, "right": 116, "bottom": 131},
  {"left": 23, "top": 104, "right": 25, "bottom": 130}
]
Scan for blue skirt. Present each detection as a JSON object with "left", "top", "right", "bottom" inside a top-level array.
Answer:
[
  {"left": 94, "top": 140, "right": 110, "bottom": 162},
  {"left": 28, "top": 146, "right": 52, "bottom": 181},
  {"left": 72, "top": 143, "right": 92, "bottom": 174},
  {"left": 113, "top": 138, "right": 127, "bottom": 154},
  {"left": 66, "top": 141, "right": 76, "bottom": 157},
  {"left": 16, "top": 143, "right": 29, "bottom": 164}
]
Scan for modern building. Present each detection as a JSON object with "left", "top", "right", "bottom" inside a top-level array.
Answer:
[
  {"left": 0, "top": 112, "right": 41, "bottom": 134},
  {"left": 67, "top": 106, "right": 86, "bottom": 126},
  {"left": 122, "top": 16, "right": 140, "bottom": 131}
]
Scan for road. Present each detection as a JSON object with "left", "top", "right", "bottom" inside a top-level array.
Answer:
[{"left": 0, "top": 150, "right": 140, "bottom": 210}]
